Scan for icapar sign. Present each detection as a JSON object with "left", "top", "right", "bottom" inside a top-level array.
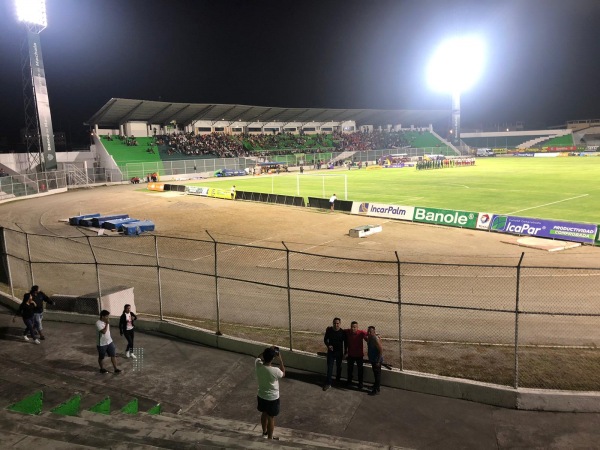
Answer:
[{"left": 413, "top": 207, "right": 478, "bottom": 229}]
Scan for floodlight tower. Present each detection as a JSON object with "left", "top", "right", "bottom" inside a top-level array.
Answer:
[
  {"left": 16, "top": 0, "right": 57, "bottom": 172},
  {"left": 426, "top": 36, "right": 485, "bottom": 147}
]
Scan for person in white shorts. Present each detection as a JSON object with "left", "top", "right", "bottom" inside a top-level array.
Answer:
[{"left": 96, "top": 310, "right": 121, "bottom": 374}]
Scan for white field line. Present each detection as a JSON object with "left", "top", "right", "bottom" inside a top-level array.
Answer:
[
  {"left": 192, "top": 237, "right": 273, "bottom": 260},
  {"left": 262, "top": 239, "right": 338, "bottom": 265},
  {"left": 507, "top": 194, "right": 589, "bottom": 215},
  {"left": 254, "top": 265, "right": 600, "bottom": 278}
]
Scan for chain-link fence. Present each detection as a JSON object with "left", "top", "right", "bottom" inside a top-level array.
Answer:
[{"left": 2, "top": 227, "right": 599, "bottom": 391}]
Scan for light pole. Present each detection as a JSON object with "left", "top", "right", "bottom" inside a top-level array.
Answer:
[
  {"left": 427, "top": 36, "right": 486, "bottom": 148},
  {"left": 15, "top": 0, "right": 57, "bottom": 172}
]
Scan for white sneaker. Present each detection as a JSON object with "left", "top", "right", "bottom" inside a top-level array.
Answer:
[
  {"left": 34, "top": 339, "right": 41, "bottom": 345},
  {"left": 125, "top": 351, "right": 130, "bottom": 358},
  {"left": 130, "top": 352, "right": 137, "bottom": 359},
  {"left": 23, "top": 335, "right": 30, "bottom": 342}
]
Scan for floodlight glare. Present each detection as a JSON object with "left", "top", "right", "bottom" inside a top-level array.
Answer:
[
  {"left": 426, "top": 36, "right": 485, "bottom": 95},
  {"left": 15, "top": 0, "right": 47, "bottom": 28}
]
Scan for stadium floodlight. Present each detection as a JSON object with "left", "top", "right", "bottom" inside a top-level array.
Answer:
[
  {"left": 426, "top": 36, "right": 486, "bottom": 145},
  {"left": 15, "top": 0, "right": 57, "bottom": 172},
  {"left": 15, "top": 0, "right": 47, "bottom": 29}
]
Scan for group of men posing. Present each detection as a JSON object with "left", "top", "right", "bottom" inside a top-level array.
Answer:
[{"left": 323, "top": 318, "right": 383, "bottom": 395}]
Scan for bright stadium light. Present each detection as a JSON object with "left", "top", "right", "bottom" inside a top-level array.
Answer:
[
  {"left": 15, "top": 0, "right": 47, "bottom": 28},
  {"left": 426, "top": 36, "right": 486, "bottom": 145},
  {"left": 15, "top": 0, "right": 57, "bottom": 172}
]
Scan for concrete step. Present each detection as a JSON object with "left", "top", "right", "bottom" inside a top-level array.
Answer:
[
  {"left": 0, "top": 406, "right": 395, "bottom": 449},
  {"left": 0, "top": 430, "right": 97, "bottom": 449},
  {"left": 0, "top": 409, "right": 277, "bottom": 449}
]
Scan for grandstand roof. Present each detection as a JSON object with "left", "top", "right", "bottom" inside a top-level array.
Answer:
[{"left": 88, "top": 98, "right": 449, "bottom": 128}]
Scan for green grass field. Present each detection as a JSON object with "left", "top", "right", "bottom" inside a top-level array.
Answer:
[{"left": 189, "top": 157, "right": 600, "bottom": 224}]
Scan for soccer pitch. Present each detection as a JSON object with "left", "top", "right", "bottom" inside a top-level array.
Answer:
[{"left": 189, "top": 158, "right": 600, "bottom": 224}]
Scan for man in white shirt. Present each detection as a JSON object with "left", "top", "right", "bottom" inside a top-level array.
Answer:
[
  {"left": 96, "top": 310, "right": 121, "bottom": 374},
  {"left": 255, "top": 347, "right": 285, "bottom": 440},
  {"left": 329, "top": 193, "right": 337, "bottom": 211}
]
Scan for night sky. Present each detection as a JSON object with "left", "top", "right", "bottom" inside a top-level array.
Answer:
[{"left": 1, "top": 0, "right": 599, "bottom": 146}]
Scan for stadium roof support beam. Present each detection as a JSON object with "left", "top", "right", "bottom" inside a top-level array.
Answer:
[
  {"left": 245, "top": 107, "right": 273, "bottom": 124},
  {"left": 146, "top": 103, "right": 173, "bottom": 124},
  {"left": 86, "top": 98, "right": 118, "bottom": 126},
  {"left": 226, "top": 106, "right": 255, "bottom": 125},
  {"left": 169, "top": 104, "right": 192, "bottom": 126},
  {"left": 118, "top": 101, "right": 145, "bottom": 126},
  {"left": 88, "top": 98, "right": 451, "bottom": 130},
  {"left": 284, "top": 108, "right": 312, "bottom": 123},
  {"left": 188, "top": 104, "right": 218, "bottom": 123},
  {"left": 210, "top": 105, "right": 237, "bottom": 126}
]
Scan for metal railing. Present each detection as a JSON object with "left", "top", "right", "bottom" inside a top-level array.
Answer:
[
  {"left": 2, "top": 227, "right": 599, "bottom": 391},
  {"left": 118, "top": 148, "right": 464, "bottom": 179}
]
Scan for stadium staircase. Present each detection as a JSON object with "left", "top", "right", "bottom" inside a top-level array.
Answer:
[
  {"left": 0, "top": 355, "right": 389, "bottom": 450},
  {"left": 517, "top": 130, "right": 572, "bottom": 149},
  {"left": 65, "top": 163, "right": 91, "bottom": 186},
  {"left": 1, "top": 393, "right": 389, "bottom": 449},
  {"left": 428, "top": 129, "right": 461, "bottom": 155},
  {"left": 329, "top": 150, "right": 357, "bottom": 163}
]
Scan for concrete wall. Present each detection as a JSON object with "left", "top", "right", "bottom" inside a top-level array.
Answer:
[{"left": 1, "top": 290, "right": 598, "bottom": 412}]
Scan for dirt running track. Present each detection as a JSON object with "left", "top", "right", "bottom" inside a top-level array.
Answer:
[{"left": 1, "top": 182, "right": 600, "bottom": 351}]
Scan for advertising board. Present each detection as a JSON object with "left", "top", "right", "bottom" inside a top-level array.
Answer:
[
  {"left": 186, "top": 186, "right": 209, "bottom": 196},
  {"left": 476, "top": 213, "right": 493, "bottom": 230},
  {"left": 351, "top": 202, "right": 414, "bottom": 221},
  {"left": 490, "top": 215, "right": 597, "bottom": 244},
  {"left": 413, "top": 207, "right": 478, "bottom": 229}
]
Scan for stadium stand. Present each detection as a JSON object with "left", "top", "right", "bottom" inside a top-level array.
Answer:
[
  {"left": 97, "top": 129, "right": 456, "bottom": 179},
  {"left": 537, "top": 134, "right": 575, "bottom": 147}
]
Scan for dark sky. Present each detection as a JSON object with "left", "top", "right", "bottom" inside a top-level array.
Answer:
[{"left": 1, "top": 0, "right": 599, "bottom": 145}]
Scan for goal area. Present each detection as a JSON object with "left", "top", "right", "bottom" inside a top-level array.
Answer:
[{"left": 296, "top": 173, "right": 348, "bottom": 200}]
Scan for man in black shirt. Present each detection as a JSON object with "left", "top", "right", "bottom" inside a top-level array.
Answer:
[
  {"left": 24, "top": 285, "right": 54, "bottom": 340},
  {"left": 323, "top": 317, "right": 347, "bottom": 391}
]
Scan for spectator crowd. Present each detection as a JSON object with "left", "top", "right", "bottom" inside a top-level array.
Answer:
[{"left": 138, "top": 129, "right": 431, "bottom": 160}]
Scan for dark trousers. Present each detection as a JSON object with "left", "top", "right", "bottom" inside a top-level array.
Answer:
[
  {"left": 22, "top": 317, "right": 36, "bottom": 339},
  {"left": 123, "top": 329, "right": 134, "bottom": 352},
  {"left": 23, "top": 317, "right": 40, "bottom": 337},
  {"left": 326, "top": 350, "right": 343, "bottom": 385},
  {"left": 371, "top": 361, "right": 382, "bottom": 391},
  {"left": 347, "top": 356, "right": 363, "bottom": 385}
]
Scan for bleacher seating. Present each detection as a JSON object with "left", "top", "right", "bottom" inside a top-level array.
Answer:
[
  {"left": 462, "top": 135, "right": 547, "bottom": 149},
  {"left": 539, "top": 134, "right": 575, "bottom": 147},
  {"left": 100, "top": 130, "right": 453, "bottom": 175}
]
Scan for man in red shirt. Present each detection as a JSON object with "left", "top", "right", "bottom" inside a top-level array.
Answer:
[{"left": 345, "top": 321, "right": 368, "bottom": 390}]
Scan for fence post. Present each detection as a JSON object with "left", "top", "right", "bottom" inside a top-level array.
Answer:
[
  {"left": 24, "top": 232, "right": 34, "bottom": 286},
  {"left": 154, "top": 235, "right": 164, "bottom": 321},
  {"left": 86, "top": 236, "right": 103, "bottom": 313},
  {"left": 395, "top": 251, "right": 403, "bottom": 371},
  {"left": 282, "top": 242, "right": 293, "bottom": 351},
  {"left": 1, "top": 228, "right": 16, "bottom": 301},
  {"left": 206, "top": 231, "right": 222, "bottom": 335},
  {"left": 514, "top": 252, "right": 525, "bottom": 389}
]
